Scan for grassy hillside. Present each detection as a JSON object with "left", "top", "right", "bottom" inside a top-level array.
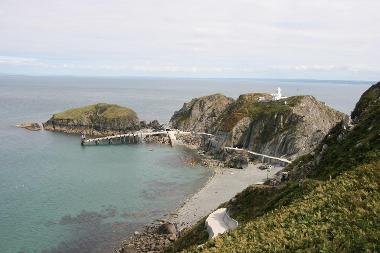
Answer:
[
  {"left": 168, "top": 82, "right": 380, "bottom": 253},
  {"left": 52, "top": 103, "right": 137, "bottom": 121},
  {"left": 217, "top": 94, "right": 305, "bottom": 132},
  {"left": 176, "top": 161, "right": 379, "bottom": 253}
]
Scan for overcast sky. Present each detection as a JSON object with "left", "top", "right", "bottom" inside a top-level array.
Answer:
[{"left": 0, "top": 0, "right": 379, "bottom": 79}]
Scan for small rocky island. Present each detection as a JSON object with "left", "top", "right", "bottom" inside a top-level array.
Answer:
[{"left": 43, "top": 103, "right": 155, "bottom": 136}]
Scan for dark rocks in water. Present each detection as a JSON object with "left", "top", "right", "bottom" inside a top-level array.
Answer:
[
  {"left": 16, "top": 122, "right": 42, "bottom": 131},
  {"left": 118, "top": 223, "right": 175, "bottom": 253}
]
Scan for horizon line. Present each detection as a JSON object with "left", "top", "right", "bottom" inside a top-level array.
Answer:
[{"left": 0, "top": 73, "right": 374, "bottom": 84}]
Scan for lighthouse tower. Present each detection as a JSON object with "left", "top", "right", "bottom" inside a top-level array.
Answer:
[{"left": 272, "top": 87, "right": 286, "bottom": 100}]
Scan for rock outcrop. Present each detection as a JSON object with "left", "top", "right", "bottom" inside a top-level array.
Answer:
[
  {"left": 170, "top": 94, "right": 234, "bottom": 132},
  {"left": 16, "top": 122, "right": 42, "bottom": 131},
  {"left": 43, "top": 103, "right": 140, "bottom": 136},
  {"left": 289, "top": 81, "right": 380, "bottom": 179},
  {"left": 171, "top": 92, "right": 345, "bottom": 160},
  {"left": 140, "top": 120, "right": 163, "bottom": 130}
]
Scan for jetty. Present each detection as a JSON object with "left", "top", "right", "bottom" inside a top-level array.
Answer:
[
  {"left": 81, "top": 129, "right": 215, "bottom": 146},
  {"left": 81, "top": 130, "right": 170, "bottom": 145}
]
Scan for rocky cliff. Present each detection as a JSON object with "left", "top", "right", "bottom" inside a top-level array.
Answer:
[
  {"left": 168, "top": 83, "right": 380, "bottom": 253},
  {"left": 169, "top": 94, "right": 234, "bottom": 132},
  {"left": 43, "top": 103, "right": 140, "bottom": 136},
  {"left": 288, "top": 81, "right": 380, "bottom": 179},
  {"left": 171, "top": 92, "right": 345, "bottom": 160}
]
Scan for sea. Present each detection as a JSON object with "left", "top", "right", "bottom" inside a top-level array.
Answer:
[{"left": 0, "top": 75, "right": 372, "bottom": 253}]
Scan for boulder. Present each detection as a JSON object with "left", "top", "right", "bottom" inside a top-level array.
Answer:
[{"left": 158, "top": 222, "right": 177, "bottom": 235}]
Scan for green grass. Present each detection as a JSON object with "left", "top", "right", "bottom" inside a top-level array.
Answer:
[
  {"left": 52, "top": 103, "right": 137, "bottom": 121},
  {"left": 171, "top": 161, "right": 380, "bottom": 253},
  {"left": 191, "top": 161, "right": 380, "bottom": 253},
  {"left": 218, "top": 94, "right": 305, "bottom": 132}
]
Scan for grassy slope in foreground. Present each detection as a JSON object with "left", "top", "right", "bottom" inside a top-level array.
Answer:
[{"left": 168, "top": 82, "right": 380, "bottom": 253}]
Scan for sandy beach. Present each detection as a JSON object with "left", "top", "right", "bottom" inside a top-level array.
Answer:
[{"left": 169, "top": 163, "right": 283, "bottom": 230}]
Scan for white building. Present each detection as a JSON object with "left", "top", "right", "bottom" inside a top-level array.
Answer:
[{"left": 271, "top": 87, "right": 287, "bottom": 100}]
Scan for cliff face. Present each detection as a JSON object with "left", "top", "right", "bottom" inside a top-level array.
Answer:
[
  {"left": 43, "top": 103, "right": 140, "bottom": 136},
  {"left": 226, "top": 95, "right": 344, "bottom": 159},
  {"left": 169, "top": 94, "right": 234, "bottom": 132},
  {"left": 289, "top": 81, "right": 380, "bottom": 179},
  {"left": 168, "top": 85, "right": 380, "bottom": 253},
  {"left": 172, "top": 93, "right": 345, "bottom": 160}
]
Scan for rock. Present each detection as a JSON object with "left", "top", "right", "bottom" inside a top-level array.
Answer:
[
  {"left": 158, "top": 222, "right": 177, "bottom": 235},
  {"left": 144, "top": 134, "right": 170, "bottom": 144},
  {"left": 120, "top": 223, "right": 175, "bottom": 253},
  {"left": 16, "top": 122, "right": 42, "bottom": 131},
  {"left": 170, "top": 93, "right": 234, "bottom": 132},
  {"left": 147, "top": 120, "right": 163, "bottom": 130},
  {"left": 168, "top": 234, "right": 177, "bottom": 241},
  {"left": 225, "top": 153, "right": 249, "bottom": 169}
]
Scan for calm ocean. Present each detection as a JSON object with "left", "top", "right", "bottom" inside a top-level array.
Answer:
[{"left": 0, "top": 75, "right": 372, "bottom": 253}]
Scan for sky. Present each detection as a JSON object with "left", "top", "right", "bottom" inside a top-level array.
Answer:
[{"left": 0, "top": 0, "right": 379, "bottom": 80}]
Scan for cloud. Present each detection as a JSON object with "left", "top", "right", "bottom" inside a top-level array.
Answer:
[
  {"left": 0, "top": 0, "right": 379, "bottom": 79},
  {"left": 0, "top": 56, "right": 38, "bottom": 65}
]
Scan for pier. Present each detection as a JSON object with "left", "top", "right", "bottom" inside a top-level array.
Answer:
[
  {"left": 81, "top": 130, "right": 170, "bottom": 145},
  {"left": 81, "top": 129, "right": 214, "bottom": 146}
]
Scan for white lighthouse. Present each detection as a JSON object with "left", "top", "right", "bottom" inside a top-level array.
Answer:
[{"left": 272, "top": 87, "right": 287, "bottom": 100}]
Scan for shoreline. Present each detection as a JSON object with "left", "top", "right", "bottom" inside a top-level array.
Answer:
[
  {"left": 17, "top": 124, "right": 283, "bottom": 252},
  {"left": 168, "top": 163, "right": 283, "bottom": 230},
  {"left": 117, "top": 144, "right": 284, "bottom": 252}
]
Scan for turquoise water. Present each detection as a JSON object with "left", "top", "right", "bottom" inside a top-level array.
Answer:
[
  {"left": 0, "top": 130, "right": 211, "bottom": 253},
  {"left": 0, "top": 76, "right": 372, "bottom": 253}
]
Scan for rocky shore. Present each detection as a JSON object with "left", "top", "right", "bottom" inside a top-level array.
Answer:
[
  {"left": 16, "top": 122, "right": 42, "bottom": 131},
  {"left": 115, "top": 162, "right": 282, "bottom": 253},
  {"left": 117, "top": 222, "right": 178, "bottom": 253}
]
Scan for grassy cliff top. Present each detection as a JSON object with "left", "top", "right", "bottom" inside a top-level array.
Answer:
[
  {"left": 52, "top": 103, "right": 138, "bottom": 120},
  {"left": 218, "top": 94, "right": 309, "bottom": 131}
]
